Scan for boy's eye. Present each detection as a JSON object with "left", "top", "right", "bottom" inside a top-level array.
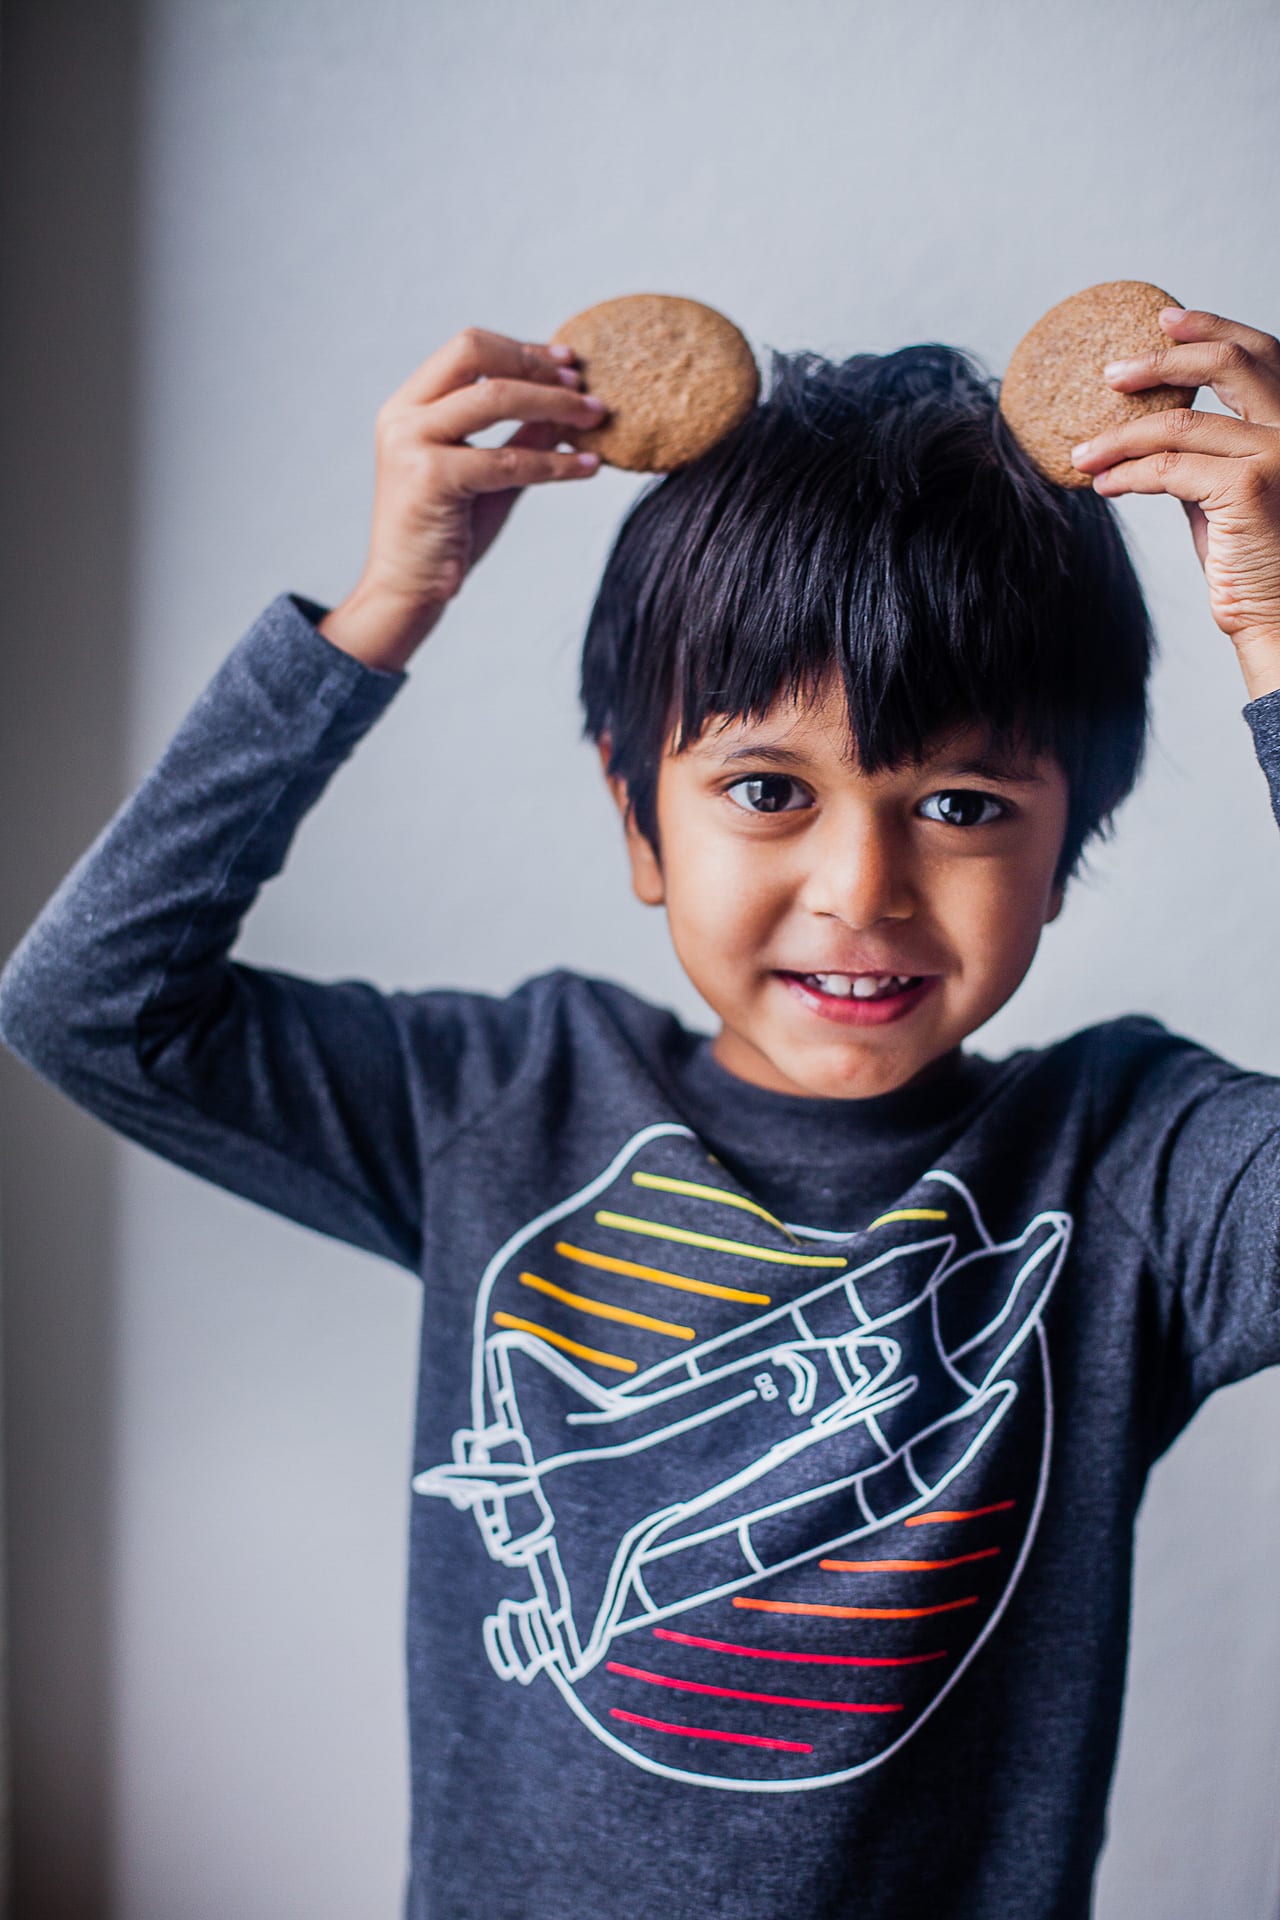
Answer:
[
  {"left": 918, "top": 789, "right": 1007, "bottom": 827},
  {"left": 725, "top": 774, "right": 812, "bottom": 814}
]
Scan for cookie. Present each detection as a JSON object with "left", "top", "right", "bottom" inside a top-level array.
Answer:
[
  {"left": 550, "top": 294, "right": 759, "bottom": 472},
  {"left": 999, "top": 280, "right": 1197, "bottom": 488}
]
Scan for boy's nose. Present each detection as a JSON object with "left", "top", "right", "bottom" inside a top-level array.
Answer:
[{"left": 802, "top": 819, "right": 915, "bottom": 929}]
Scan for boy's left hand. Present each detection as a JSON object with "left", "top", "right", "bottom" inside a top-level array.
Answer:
[{"left": 1070, "top": 307, "right": 1280, "bottom": 700}]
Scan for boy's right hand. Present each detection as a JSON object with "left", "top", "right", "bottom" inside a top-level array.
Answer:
[{"left": 320, "top": 329, "right": 605, "bottom": 671}]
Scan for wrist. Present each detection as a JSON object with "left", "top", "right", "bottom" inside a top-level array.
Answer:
[
  {"left": 1233, "top": 630, "right": 1280, "bottom": 704},
  {"left": 318, "top": 581, "right": 445, "bottom": 672}
]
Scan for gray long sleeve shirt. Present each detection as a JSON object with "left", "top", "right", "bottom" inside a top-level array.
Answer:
[{"left": 5, "top": 591, "right": 1280, "bottom": 1920}]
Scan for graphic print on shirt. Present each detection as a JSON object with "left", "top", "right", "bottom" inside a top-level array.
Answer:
[{"left": 414, "top": 1123, "right": 1071, "bottom": 1790}]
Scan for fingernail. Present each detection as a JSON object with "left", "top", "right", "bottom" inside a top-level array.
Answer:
[
  {"left": 576, "top": 452, "right": 600, "bottom": 470},
  {"left": 557, "top": 368, "right": 582, "bottom": 387},
  {"left": 1159, "top": 307, "right": 1186, "bottom": 325},
  {"left": 1071, "top": 441, "right": 1092, "bottom": 463},
  {"left": 549, "top": 343, "right": 575, "bottom": 362},
  {"left": 579, "top": 394, "right": 606, "bottom": 414},
  {"left": 1103, "top": 360, "right": 1133, "bottom": 380}
]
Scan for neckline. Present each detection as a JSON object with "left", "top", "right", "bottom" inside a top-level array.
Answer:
[{"left": 675, "top": 1035, "right": 996, "bottom": 1159}]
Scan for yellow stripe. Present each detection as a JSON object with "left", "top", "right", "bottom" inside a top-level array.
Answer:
[
  {"left": 595, "top": 1210, "right": 847, "bottom": 1269},
  {"left": 868, "top": 1208, "right": 950, "bottom": 1229},
  {"left": 631, "top": 1171, "right": 797, "bottom": 1240},
  {"left": 492, "top": 1312, "right": 636, "bottom": 1374},
  {"left": 554, "top": 1241, "right": 771, "bottom": 1306},
  {"left": 518, "top": 1271, "right": 695, "bottom": 1341}
]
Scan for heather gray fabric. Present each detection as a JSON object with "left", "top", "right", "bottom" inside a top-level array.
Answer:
[{"left": 4, "top": 592, "right": 1280, "bottom": 1920}]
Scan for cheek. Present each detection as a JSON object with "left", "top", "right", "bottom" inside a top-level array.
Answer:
[
  {"left": 947, "top": 863, "right": 1058, "bottom": 984},
  {"left": 660, "top": 822, "right": 786, "bottom": 955}
]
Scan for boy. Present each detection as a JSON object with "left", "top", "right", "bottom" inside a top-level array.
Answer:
[{"left": 3, "top": 307, "right": 1280, "bottom": 1919}]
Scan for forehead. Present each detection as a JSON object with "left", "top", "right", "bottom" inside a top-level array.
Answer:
[{"left": 676, "top": 676, "right": 1050, "bottom": 782}]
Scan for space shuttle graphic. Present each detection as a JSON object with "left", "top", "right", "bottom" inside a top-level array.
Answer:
[{"left": 415, "top": 1124, "right": 1071, "bottom": 1706}]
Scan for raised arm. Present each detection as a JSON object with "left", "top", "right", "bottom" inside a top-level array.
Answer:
[
  {"left": 1069, "top": 303, "right": 1280, "bottom": 703},
  {"left": 1068, "top": 308, "right": 1280, "bottom": 1437},
  {"left": 0, "top": 330, "right": 604, "bottom": 1268},
  {"left": 318, "top": 326, "right": 603, "bottom": 670}
]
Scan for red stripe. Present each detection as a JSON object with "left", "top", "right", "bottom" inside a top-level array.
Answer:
[
  {"left": 653, "top": 1628, "right": 948, "bottom": 1668},
  {"left": 608, "top": 1660, "right": 902, "bottom": 1714},
  {"left": 610, "top": 1708, "right": 813, "bottom": 1754}
]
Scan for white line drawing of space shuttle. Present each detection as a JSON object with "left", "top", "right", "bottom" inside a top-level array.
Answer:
[{"left": 414, "top": 1137, "right": 1070, "bottom": 1690}]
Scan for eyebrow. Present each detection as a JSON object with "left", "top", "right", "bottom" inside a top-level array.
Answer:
[
  {"left": 706, "top": 743, "right": 811, "bottom": 768},
  {"left": 926, "top": 755, "right": 1048, "bottom": 786},
  {"left": 700, "top": 740, "right": 1048, "bottom": 784}
]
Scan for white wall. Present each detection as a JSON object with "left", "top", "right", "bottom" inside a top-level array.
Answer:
[{"left": 6, "top": 0, "right": 1280, "bottom": 1912}]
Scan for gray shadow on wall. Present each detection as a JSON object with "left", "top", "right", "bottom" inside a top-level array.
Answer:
[{"left": 0, "top": 1, "right": 143, "bottom": 1913}]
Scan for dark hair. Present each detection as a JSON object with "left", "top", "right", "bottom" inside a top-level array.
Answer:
[{"left": 579, "top": 343, "right": 1154, "bottom": 887}]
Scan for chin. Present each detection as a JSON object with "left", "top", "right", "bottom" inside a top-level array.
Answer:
[
  {"left": 812, "top": 1058, "right": 919, "bottom": 1099},
  {"left": 764, "top": 1043, "right": 920, "bottom": 1101}
]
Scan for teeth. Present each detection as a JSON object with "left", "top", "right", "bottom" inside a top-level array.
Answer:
[{"left": 805, "top": 973, "right": 913, "bottom": 1000}]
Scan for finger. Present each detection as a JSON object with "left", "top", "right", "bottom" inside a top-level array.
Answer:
[
  {"left": 391, "top": 328, "right": 577, "bottom": 408},
  {"left": 418, "top": 377, "right": 604, "bottom": 445},
  {"left": 504, "top": 420, "right": 564, "bottom": 452},
  {"left": 437, "top": 442, "right": 600, "bottom": 497},
  {"left": 1088, "top": 449, "right": 1241, "bottom": 506},
  {"left": 468, "top": 428, "right": 583, "bottom": 556},
  {"left": 1157, "top": 306, "right": 1280, "bottom": 374},
  {"left": 1071, "top": 406, "right": 1267, "bottom": 475},
  {"left": 468, "top": 421, "right": 585, "bottom": 563},
  {"left": 1103, "top": 338, "right": 1280, "bottom": 425}
]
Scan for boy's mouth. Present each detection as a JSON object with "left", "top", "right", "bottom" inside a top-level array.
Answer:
[
  {"left": 792, "top": 972, "right": 919, "bottom": 1001},
  {"left": 775, "top": 971, "right": 936, "bottom": 1026}
]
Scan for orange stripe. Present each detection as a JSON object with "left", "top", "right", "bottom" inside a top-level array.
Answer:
[
  {"left": 554, "top": 1240, "right": 770, "bottom": 1306},
  {"left": 733, "top": 1595, "right": 979, "bottom": 1621},
  {"left": 518, "top": 1271, "right": 695, "bottom": 1340},
  {"left": 491, "top": 1312, "right": 636, "bottom": 1374},
  {"left": 905, "top": 1500, "right": 1015, "bottom": 1527},
  {"left": 820, "top": 1548, "right": 999, "bottom": 1572}
]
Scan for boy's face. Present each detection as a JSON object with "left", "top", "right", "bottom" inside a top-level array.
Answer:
[{"left": 604, "top": 674, "right": 1069, "bottom": 1100}]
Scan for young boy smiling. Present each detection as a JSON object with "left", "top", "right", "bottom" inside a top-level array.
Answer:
[
  {"left": 4, "top": 307, "right": 1280, "bottom": 1920},
  {"left": 603, "top": 680, "right": 1070, "bottom": 1102}
]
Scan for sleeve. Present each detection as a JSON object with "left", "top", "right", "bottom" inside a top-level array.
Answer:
[
  {"left": 1090, "top": 1029, "right": 1280, "bottom": 1438},
  {"left": 1245, "top": 682, "right": 1280, "bottom": 829},
  {"left": 1085, "top": 686, "right": 1280, "bottom": 1443},
  {"left": 0, "top": 593, "right": 439, "bottom": 1271}
]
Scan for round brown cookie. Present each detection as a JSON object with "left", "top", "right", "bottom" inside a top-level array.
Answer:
[
  {"left": 1000, "top": 280, "right": 1198, "bottom": 488},
  {"left": 550, "top": 294, "right": 759, "bottom": 472}
]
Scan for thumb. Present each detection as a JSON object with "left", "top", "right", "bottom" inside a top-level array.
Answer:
[{"left": 1182, "top": 498, "right": 1210, "bottom": 571}]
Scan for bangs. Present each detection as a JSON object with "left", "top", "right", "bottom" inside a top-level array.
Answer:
[{"left": 581, "top": 344, "right": 1153, "bottom": 883}]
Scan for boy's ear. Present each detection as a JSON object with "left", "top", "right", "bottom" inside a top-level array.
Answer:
[
  {"left": 597, "top": 738, "right": 665, "bottom": 907},
  {"left": 1045, "top": 881, "right": 1065, "bottom": 925}
]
